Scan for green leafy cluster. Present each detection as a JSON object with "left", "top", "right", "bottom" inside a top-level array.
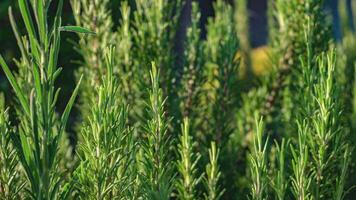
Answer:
[
  {"left": 73, "top": 47, "right": 135, "bottom": 199},
  {"left": 0, "top": 0, "right": 355, "bottom": 200},
  {"left": 0, "top": 94, "right": 24, "bottom": 199},
  {"left": 0, "top": 0, "right": 88, "bottom": 198}
]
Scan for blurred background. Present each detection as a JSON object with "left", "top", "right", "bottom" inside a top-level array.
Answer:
[{"left": 0, "top": 0, "right": 354, "bottom": 111}]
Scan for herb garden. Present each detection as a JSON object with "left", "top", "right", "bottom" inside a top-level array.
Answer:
[{"left": 0, "top": 0, "right": 356, "bottom": 199}]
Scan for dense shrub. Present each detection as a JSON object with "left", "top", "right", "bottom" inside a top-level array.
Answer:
[{"left": 1, "top": 0, "right": 356, "bottom": 199}]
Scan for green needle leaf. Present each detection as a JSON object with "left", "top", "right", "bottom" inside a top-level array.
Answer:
[
  {"left": 59, "top": 74, "right": 83, "bottom": 134},
  {"left": 18, "top": 0, "right": 36, "bottom": 40},
  {"left": 0, "top": 55, "right": 30, "bottom": 117},
  {"left": 59, "top": 26, "right": 96, "bottom": 35}
]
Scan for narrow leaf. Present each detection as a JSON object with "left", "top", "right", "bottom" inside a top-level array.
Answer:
[
  {"left": 48, "top": 0, "right": 63, "bottom": 76},
  {"left": 59, "top": 26, "right": 96, "bottom": 35},
  {"left": 9, "top": 7, "right": 30, "bottom": 65},
  {"left": 36, "top": 0, "right": 46, "bottom": 43},
  {"left": 59, "top": 74, "right": 83, "bottom": 134},
  {"left": 18, "top": 0, "right": 36, "bottom": 39},
  {"left": 0, "top": 55, "right": 30, "bottom": 116}
]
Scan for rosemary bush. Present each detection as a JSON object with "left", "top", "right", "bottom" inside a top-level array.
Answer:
[
  {"left": 294, "top": 49, "right": 350, "bottom": 200},
  {"left": 0, "top": 0, "right": 91, "bottom": 198},
  {"left": 0, "top": 0, "right": 355, "bottom": 199},
  {"left": 248, "top": 116, "right": 268, "bottom": 200},
  {"left": 176, "top": 118, "right": 202, "bottom": 200},
  {"left": 204, "top": 142, "right": 224, "bottom": 200},
  {"left": 73, "top": 47, "right": 135, "bottom": 199},
  {"left": 70, "top": 0, "right": 114, "bottom": 118},
  {"left": 139, "top": 63, "right": 174, "bottom": 199},
  {"left": 0, "top": 94, "right": 23, "bottom": 199}
]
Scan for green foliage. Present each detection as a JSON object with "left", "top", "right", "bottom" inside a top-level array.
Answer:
[
  {"left": 71, "top": 0, "right": 114, "bottom": 118},
  {"left": 176, "top": 118, "right": 202, "bottom": 200},
  {"left": 0, "top": 0, "right": 89, "bottom": 198},
  {"left": 0, "top": 0, "right": 355, "bottom": 200},
  {"left": 179, "top": 2, "right": 204, "bottom": 122},
  {"left": 0, "top": 95, "right": 24, "bottom": 199},
  {"left": 131, "top": 0, "right": 183, "bottom": 126},
  {"left": 204, "top": 0, "right": 239, "bottom": 145},
  {"left": 73, "top": 47, "right": 135, "bottom": 199},
  {"left": 71, "top": 0, "right": 183, "bottom": 126},
  {"left": 115, "top": 2, "right": 136, "bottom": 120},
  {"left": 132, "top": 0, "right": 181, "bottom": 72},
  {"left": 265, "top": 0, "right": 332, "bottom": 131},
  {"left": 204, "top": 142, "right": 224, "bottom": 200},
  {"left": 140, "top": 63, "right": 174, "bottom": 200},
  {"left": 294, "top": 49, "right": 351, "bottom": 200},
  {"left": 271, "top": 0, "right": 330, "bottom": 69},
  {"left": 271, "top": 139, "right": 288, "bottom": 200},
  {"left": 248, "top": 116, "right": 268, "bottom": 200},
  {"left": 59, "top": 26, "right": 96, "bottom": 34},
  {"left": 290, "top": 121, "right": 312, "bottom": 200}
]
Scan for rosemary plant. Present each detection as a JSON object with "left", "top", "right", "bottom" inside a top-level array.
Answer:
[
  {"left": 204, "top": 142, "right": 224, "bottom": 200},
  {"left": 0, "top": 0, "right": 355, "bottom": 199},
  {"left": 271, "top": 139, "right": 288, "bottom": 200},
  {"left": 248, "top": 116, "right": 268, "bottom": 200},
  {"left": 0, "top": 95, "right": 24, "bottom": 199},
  {"left": 230, "top": 85, "right": 269, "bottom": 196},
  {"left": 71, "top": 0, "right": 114, "bottom": 118},
  {"left": 271, "top": 0, "right": 330, "bottom": 69},
  {"left": 0, "top": 0, "right": 90, "bottom": 198},
  {"left": 203, "top": 0, "right": 239, "bottom": 145},
  {"left": 265, "top": 0, "right": 331, "bottom": 123},
  {"left": 140, "top": 63, "right": 174, "bottom": 199},
  {"left": 199, "top": 2, "right": 240, "bottom": 197},
  {"left": 115, "top": 2, "right": 138, "bottom": 122},
  {"left": 132, "top": 0, "right": 183, "bottom": 123},
  {"left": 294, "top": 48, "right": 351, "bottom": 200},
  {"left": 290, "top": 122, "right": 312, "bottom": 200},
  {"left": 8, "top": 7, "right": 33, "bottom": 95},
  {"left": 176, "top": 118, "right": 202, "bottom": 200},
  {"left": 179, "top": 2, "right": 204, "bottom": 122},
  {"left": 132, "top": 0, "right": 182, "bottom": 79},
  {"left": 73, "top": 47, "right": 135, "bottom": 199}
]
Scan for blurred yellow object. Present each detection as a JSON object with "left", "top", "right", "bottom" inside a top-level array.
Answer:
[
  {"left": 251, "top": 46, "right": 272, "bottom": 75},
  {"left": 236, "top": 46, "right": 272, "bottom": 77}
]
